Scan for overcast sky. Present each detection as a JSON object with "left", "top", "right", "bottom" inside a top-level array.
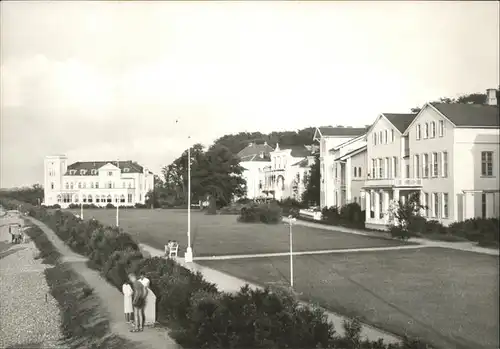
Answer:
[{"left": 1, "top": 1, "right": 499, "bottom": 188}]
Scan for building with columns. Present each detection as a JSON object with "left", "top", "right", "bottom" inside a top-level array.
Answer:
[
  {"left": 262, "top": 144, "right": 315, "bottom": 201},
  {"left": 43, "top": 155, "right": 154, "bottom": 208},
  {"left": 361, "top": 90, "right": 499, "bottom": 230},
  {"left": 313, "top": 126, "right": 369, "bottom": 207}
]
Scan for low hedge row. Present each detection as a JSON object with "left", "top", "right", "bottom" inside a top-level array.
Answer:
[
  {"left": 390, "top": 215, "right": 499, "bottom": 247},
  {"left": 1, "top": 197, "right": 429, "bottom": 348},
  {"left": 320, "top": 203, "right": 366, "bottom": 228},
  {"left": 238, "top": 202, "right": 283, "bottom": 224}
]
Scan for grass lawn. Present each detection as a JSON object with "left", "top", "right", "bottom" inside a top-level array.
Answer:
[
  {"left": 200, "top": 247, "right": 499, "bottom": 349},
  {"left": 68, "top": 209, "right": 409, "bottom": 256}
]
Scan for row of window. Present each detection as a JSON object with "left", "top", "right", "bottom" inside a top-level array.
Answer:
[
  {"left": 66, "top": 168, "right": 131, "bottom": 176},
  {"left": 57, "top": 193, "right": 135, "bottom": 204},
  {"left": 421, "top": 192, "right": 449, "bottom": 219},
  {"left": 353, "top": 167, "right": 363, "bottom": 178},
  {"left": 416, "top": 120, "right": 444, "bottom": 140},
  {"left": 373, "top": 129, "right": 395, "bottom": 146},
  {"left": 62, "top": 181, "right": 135, "bottom": 190},
  {"left": 414, "top": 152, "right": 448, "bottom": 178},
  {"left": 370, "top": 157, "right": 399, "bottom": 179}
]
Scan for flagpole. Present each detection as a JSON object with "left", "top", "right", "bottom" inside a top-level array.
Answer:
[
  {"left": 185, "top": 137, "right": 193, "bottom": 262},
  {"left": 116, "top": 158, "right": 119, "bottom": 227}
]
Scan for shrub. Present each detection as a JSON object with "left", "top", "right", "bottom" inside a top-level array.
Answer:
[
  {"left": 238, "top": 203, "right": 282, "bottom": 224},
  {"left": 279, "top": 198, "right": 306, "bottom": 216},
  {"left": 389, "top": 225, "right": 413, "bottom": 240},
  {"left": 218, "top": 202, "right": 247, "bottom": 215},
  {"left": 340, "top": 202, "right": 365, "bottom": 225},
  {"left": 322, "top": 206, "right": 341, "bottom": 223},
  {"left": 134, "top": 203, "right": 148, "bottom": 209},
  {"left": 448, "top": 217, "right": 499, "bottom": 247},
  {"left": 105, "top": 203, "right": 115, "bottom": 209}
]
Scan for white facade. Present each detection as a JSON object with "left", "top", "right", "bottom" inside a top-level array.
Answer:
[
  {"left": 313, "top": 127, "right": 368, "bottom": 207},
  {"left": 240, "top": 159, "right": 269, "bottom": 199},
  {"left": 263, "top": 144, "right": 314, "bottom": 201},
  {"left": 43, "top": 155, "right": 154, "bottom": 208}
]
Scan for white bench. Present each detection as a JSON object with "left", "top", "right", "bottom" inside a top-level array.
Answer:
[
  {"left": 164, "top": 243, "right": 179, "bottom": 258},
  {"left": 299, "top": 209, "right": 322, "bottom": 221}
]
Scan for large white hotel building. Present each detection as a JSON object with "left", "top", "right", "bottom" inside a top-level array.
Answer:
[{"left": 43, "top": 155, "right": 154, "bottom": 208}]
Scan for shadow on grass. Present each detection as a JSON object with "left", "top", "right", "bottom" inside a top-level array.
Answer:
[{"left": 24, "top": 225, "right": 139, "bottom": 349}]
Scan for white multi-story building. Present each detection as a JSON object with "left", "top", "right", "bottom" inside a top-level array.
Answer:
[
  {"left": 263, "top": 144, "right": 316, "bottom": 201},
  {"left": 313, "top": 127, "right": 369, "bottom": 207},
  {"left": 43, "top": 155, "right": 154, "bottom": 208},
  {"left": 237, "top": 142, "right": 274, "bottom": 199}
]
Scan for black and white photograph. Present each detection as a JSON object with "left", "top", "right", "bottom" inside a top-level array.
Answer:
[{"left": 0, "top": 1, "right": 499, "bottom": 349}]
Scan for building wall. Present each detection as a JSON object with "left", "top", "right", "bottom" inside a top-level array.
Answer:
[
  {"left": 43, "top": 158, "right": 153, "bottom": 208},
  {"left": 366, "top": 117, "right": 402, "bottom": 179},
  {"left": 350, "top": 150, "right": 367, "bottom": 209},
  {"left": 453, "top": 128, "right": 500, "bottom": 219},
  {"left": 241, "top": 161, "right": 270, "bottom": 199},
  {"left": 406, "top": 106, "right": 455, "bottom": 224}
]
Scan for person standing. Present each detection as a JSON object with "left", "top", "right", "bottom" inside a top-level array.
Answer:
[
  {"left": 128, "top": 273, "right": 147, "bottom": 332},
  {"left": 122, "top": 282, "right": 133, "bottom": 323},
  {"left": 139, "top": 273, "right": 156, "bottom": 326}
]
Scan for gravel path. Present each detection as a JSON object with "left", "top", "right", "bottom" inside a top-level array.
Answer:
[{"left": 0, "top": 241, "right": 62, "bottom": 348}]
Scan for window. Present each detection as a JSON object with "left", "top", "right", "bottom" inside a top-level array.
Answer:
[
  {"left": 393, "top": 157, "right": 398, "bottom": 178},
  {"left": 70, "top": 182, "right": 74, "bottom": 189},
  {"left": 91, "top": 169, "right": 97, "bottom": 175},
  {"left": 115, "top": 195, "right": 119, "bottom": 203},
  {"left": 430, "top": 122, "right": 436, "bottom": 138},
  {"left": 379, "top": 131, "right": 383, "bottom": 144},
  {"left": 384, "top": 157, "right": 390, "bottom": 178},
  {"left": 432, "top": 152, "right": 438, "bottom": 177},
  {"left": 101, "top": 195, "right": 106, "bottom": 203},
  {"left": 124, "top": 168, "right": 130, "bottom": 173},
  {"left": 432, "top": 193, "right": 439, "bottom": 218},
  {"left": 91, "top": 182, "right": 94, "bottom": 189},
  {"left": 75, "top": 195, "right": 79, "bottom": 203},
  {"left": 108, "top": 171, "right": 113, "bottom": 176},
  {"left": 88, "top": 195, "right": 93, "bottom": 203},
  {"left": 373, "top": 134, "right": 377, "bottom": 145},
  {"left": 371, "top": 159, "right": 376, "bottom": 178},
  {"left": 438, "top": 120, "right": 444, "bottom": 137},
  {"left": 481, "top": 151, "right": 493, "bottom": 176},
  {"left": 128, "top": 194, "right": 133, "bottom": 203},
  {"left": 358, "top": 167, "right": 362, "bottom": 177},
  {"left": 442, "top": 152, "right": 448, "bottom": 177},
  {"left": 482, "top": 193, "right": 487, "bottom": 218},
  {"left": 107, "top": 195, "right": 112, "bottom": 203},
  {"left": 78, "top": 182, "right": 82, "bottom": 189},
  {"left": 353, "top": 167, "right": 357, "bottom": 178},
  {"left": 416, "top": 124, "right": 421, "bottom": 140},
  {"left": 406, "top": 164, "right": 410, "bottom": 178},
  {"left": 96, "top": 196, "right": 100, "bottom": 203},
  {"left": 51, "top": 182, "right": 55, "bottom": 189},
  {"left": 82, "top": 182, "right": 86, "bottom": 188},
  {"left": 122, "top": 182, "right": 126, "bottom": 188},
  {"left": 423, "top": 154, "right": 429, "bottom": 177},
  {"left": 442, "top": 193, "right": 449, "bottom": 218},
  {"left": 120, "top": 195, "right": 126, "bottom": 203},
  {"left": 96, "top": 182, "right": 99, "bottom": 189},
  {"left": 391, "top": 129, "right": 395, "bottom": 143},
  {"left": 384, "top": 130, "right": 388, "bottom": 144},
  {"left": 378, "top": 158, "right": 383, "bottom": 178},
  {"left": 128, "top": 183, "right": 132, "bottom": 189},
  {"left": 414, "top": 155, "right": 420, "bottom": 178},
  {"left": 57, "top": 195, "right": 62, "bottom": 203},
  {"left": 82, "top": 194, "right": 87, "bottom": 203},
  {"left": 80, "top": 169, "right": 86, "bottom": 175},
  {"left": 423, "top": 123, "right": 429, "bottom": 139},
  {"left": 70, "top": 170, "right": 76, "bottom": 175},
  {"left": 65, "top": 182, "right": 69, "bottom": 189},
  {"left": 424, "top": 192, "right": 429, "bottom": 216},
  {"left": 107, "top": 181, "right": 113, "bottom": 189}
]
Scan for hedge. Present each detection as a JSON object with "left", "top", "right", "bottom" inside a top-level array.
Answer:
[
  {"left": 0, "top": 197, "right": 429, "bottom": 349},
  {"left": 238, "top": 202, "right": 283, "bottom": 224}
]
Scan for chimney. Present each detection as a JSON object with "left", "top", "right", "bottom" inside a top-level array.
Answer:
[
  {"left": 486, "top": 88, "right": 498, "bottom": 106},
  {"left": 276, "top": 143, "right": 280, "bottom": 151}
]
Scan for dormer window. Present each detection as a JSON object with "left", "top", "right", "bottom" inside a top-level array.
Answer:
[
  {"left": 80, "top": 169, "right": 86, "bottom": 175},
  {"left": 69, "top": 170, "right": 76, "bottom": 175},
  {"left": 91, "top": 169, "right": 97, "bottom": 175},
  {"left": 124, "top": 168, "right": 130, "bottom": 173}
]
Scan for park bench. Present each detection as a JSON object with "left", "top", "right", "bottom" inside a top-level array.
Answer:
[{"left": 164, "top": 242, "right": 179, "bottom": 258}]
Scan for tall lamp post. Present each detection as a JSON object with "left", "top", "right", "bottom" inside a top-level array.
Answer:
[
  {"left": 185, "top": 137, "right": 194, "bottom": 262},
  {"left": 288, "top": 215, "right": 296, "bottom": 288},
  {"left": 116, "top": 158, "right": 120, "bottom": 227}
]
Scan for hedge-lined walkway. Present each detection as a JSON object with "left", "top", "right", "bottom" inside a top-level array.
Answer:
[
  {"left": 283, "top": 218, "right": 500, "bottom": 256},
  {"left": 26, "top": 216, "right": 181, "bottom": 349}
]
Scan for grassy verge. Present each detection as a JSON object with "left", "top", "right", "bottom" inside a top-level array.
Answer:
[{"left": 24, "top": 225, "right": 139, "bottom": 349}]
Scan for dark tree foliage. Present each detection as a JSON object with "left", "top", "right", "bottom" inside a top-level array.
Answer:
[
  {"left": 301, "top": 153, "right": 320, "bottom": 206},
  {"left": 0, "top": 184, "right": 44, "bottom": 206},
  {"left": 410, "top": 90, "right": 499, "bottom": 113}
]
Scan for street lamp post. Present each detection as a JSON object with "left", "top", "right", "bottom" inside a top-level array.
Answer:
[
  {"left": 185, "top": 138, "right": 194, "bottom": 263},
  {"left": 116, "top": 159, "right": 120, "bottom": 227},
  {"left": 288, "top": 215, "right": 296, "bottom": 288},
  {"left": 80, "top": 202, "right": 83, "bottom": 220}
]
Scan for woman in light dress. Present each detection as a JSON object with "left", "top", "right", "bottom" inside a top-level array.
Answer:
[
  {"left": 122, "top": 282, "right": 134, "bottom": 323},
  {"left": 139, "top": 273, "right": 156, "bottom": 326}
]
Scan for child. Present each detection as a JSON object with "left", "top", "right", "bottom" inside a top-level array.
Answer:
[
  {"left": 128, "top": 273, "right": 147, "bottom": 332},
  {"left": 122, "top": 281, "right": 133, "bottom": 323}
]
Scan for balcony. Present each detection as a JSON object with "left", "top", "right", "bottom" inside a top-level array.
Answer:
[
  {"left": 264, "top": 168, "right": 285, "bottom": 173},
  {"left": 364, "top": 177, "right": 422, "bottom": 188}
]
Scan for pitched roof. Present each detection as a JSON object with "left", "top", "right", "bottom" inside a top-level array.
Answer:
[
  {"left": 291, "top": 158, "right": 310, "bottom": 168},
  {"left": 240, "top": 154, "right": 271, "bottom": 162},
  {"left": 237, "top": 143, "right": 274, "bottom": 161},
  {"left": 334, "top": 145, "right": 367, "bottom": 161},
  {"left": 383, "top": 113, "right": 418, "bottom": 133},
  {"left": 278, "top": 145, "right": 311, "bottom": 158},
  {"left": 431, "top": 103, "right": 500, "bottom": 127},
  {"left": 317, "top": 126, "right": 368, "bottom": 137},
  {"left": 66, "top": 161, "right": 149, "bottom": 176}
]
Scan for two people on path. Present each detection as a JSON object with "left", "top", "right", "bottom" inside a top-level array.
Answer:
[{"left": 127, "top": 273, "right": 148, "bottom": 332}]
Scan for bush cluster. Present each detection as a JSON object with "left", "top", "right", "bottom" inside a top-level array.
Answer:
[
  {"left": 320, "top": 203, "right": 366, "bottom": 228},
  {"left": 238, "top": 202, "right": 283, "bottom": 224},
  {"left": 1, "top": 196, "right": 428, "bottom": 349},
  {"left": 278, "top": 198, "right": 307, "bottom": 217}
]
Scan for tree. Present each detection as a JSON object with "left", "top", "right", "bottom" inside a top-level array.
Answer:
[
  {"left": 301, "top": 154, "right": 320, "bottom": 206},
  {"left": 0, "top": 184, "right": 44, "bottom": 206},
  {"left": 410, "top": 90, "right": 499, "bottom": 113}
]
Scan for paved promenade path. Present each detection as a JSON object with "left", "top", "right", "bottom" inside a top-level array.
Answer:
[{"left": 27, "top": 217, "right": 181, "bottom": 349}]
